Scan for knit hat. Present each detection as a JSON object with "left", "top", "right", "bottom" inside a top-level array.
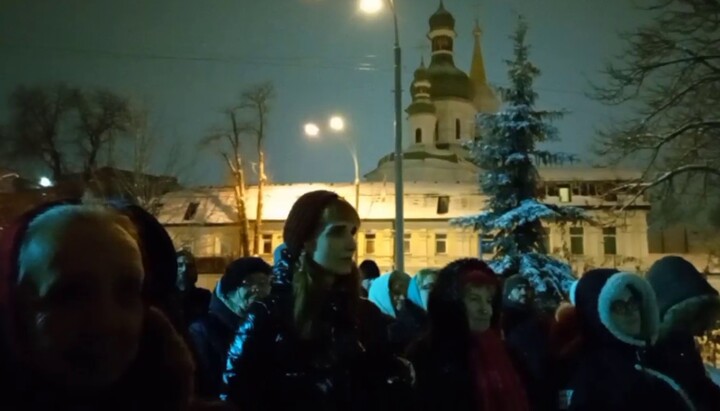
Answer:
[
  {"left": 219, "top": 257, "right": 272, "bottom": 297},
  {"left": 282, "top": 190, "right": 343, "bottom": 260},
  {"left": 646, "top": 256, "right": 720, "bottom": 335}
]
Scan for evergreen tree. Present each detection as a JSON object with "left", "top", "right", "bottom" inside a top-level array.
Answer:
[{"left": 453, "top": 17, "right": 582, "bottom": 298}]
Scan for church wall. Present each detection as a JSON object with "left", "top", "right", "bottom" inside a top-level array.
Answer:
[{"left": 433, "top": 99, "right": 476, "bottom": 144}]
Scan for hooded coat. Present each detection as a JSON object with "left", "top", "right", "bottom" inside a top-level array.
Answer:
[
  {"left": 567, "top": 269, "right": 695, "bottom": 411},
  {"left": 368, "top": 272, "right": 428, "bottom": 354},
  {"left": 645, "top": 256, "right": 720, "bottom": 411}
]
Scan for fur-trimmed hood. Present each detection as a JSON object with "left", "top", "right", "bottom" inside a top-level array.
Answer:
[
  {"left": 4, "top": 307, "right": 195, "bottom": 410},
  {"left": 575, "top": 269, "right": 659, "bottom": 348}
]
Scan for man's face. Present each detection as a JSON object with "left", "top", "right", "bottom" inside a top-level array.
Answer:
[
  {"left": 17, "top": 218, "right": 145, "bottom": 389},
  {"left": 307, "top": 218, "right": 357, "bottom": 275},
  {"left": 226, "top": 272, "right": 272, "bottom": 315},
  {"left": 464, "top": 285, "right": 495, "bottom": 333},
  {"left": 176, "top": 255, "right": 197, "bottom": 291},
  {"left": 508, "top": 284, "right": 532, "bottom": 305}
]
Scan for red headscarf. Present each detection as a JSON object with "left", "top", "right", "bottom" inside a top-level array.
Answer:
[{"left": 461, "top": 267, "right": 529, "bottom": 411}]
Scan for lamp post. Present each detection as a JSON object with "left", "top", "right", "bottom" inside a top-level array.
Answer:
[
  {"left": 359, "top": 0, "right": 404, "bottom": 274},
  {"left": 303, "top": 117, "right": 360, "bottom": 213}
]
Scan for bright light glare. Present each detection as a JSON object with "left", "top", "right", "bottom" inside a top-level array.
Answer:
[
  {"left": 329, "top": 116, "right": 345, "bottom": 132},
  {"left": 359, "top": 0, "right": 383, "bottom": 14},
  {"left": 304, "top": 123, "right": 320, "bottom": 137},
  {"left": 39, "top": 177, "right": 52, "bottom": 187}
]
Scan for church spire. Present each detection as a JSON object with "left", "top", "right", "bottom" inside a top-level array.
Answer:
[
  {"left": 470, "top": 19, "right": 488, "bottom": 87},
  {"left": 469, "top": 19, "right": 500, "bottom": 113}
]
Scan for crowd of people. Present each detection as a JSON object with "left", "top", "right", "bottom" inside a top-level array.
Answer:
[{"left": 1, "top": 190, "right": 719, "bottom": 410}]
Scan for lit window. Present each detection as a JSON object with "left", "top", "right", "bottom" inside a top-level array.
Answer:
[
  {"left": 262, "top": 234, "right": 273, "bottom": 255},
  {"left": 570, "top": 227, "right": 584, "bottom": 255},
  {"left": 365, "top": 233, "right": 376, "bottom": 255},
  {"left": 404, "top": 233, "right": 411, "bottom": 254},
  {"left": 603, "top": 227, "right": 617, "bottom": 255},
  {"left": 559, "top": 186, "right": 571, "bottom": 203},
  {"left": 435, "top": 233, "right": 447, "bottom": 254}
]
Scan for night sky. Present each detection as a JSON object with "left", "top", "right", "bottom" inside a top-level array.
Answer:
[{"left": 0, "top": 0, "right": 648, "bottom": 185}]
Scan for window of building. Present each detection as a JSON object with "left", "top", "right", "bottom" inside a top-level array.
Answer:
[
  {"left": 434, "top": 121, "right": 439, "bottom": 142},
  {"left": 570, "top": 227, "right": 584, "bottom": 255},
  {"left": 603, "top": 227, "right": 617, "bottom": 255},
  {"left": 415, "top": 128, "right": 422, "bottom": 143},
  {"left": 365, "top": 233, "right": 376, "bottom": 255},
  {"left": 541, "top": 227, "right": 550, "bottom": 253},
  {"left": 262, "top": 234, "right": 273, "bottom": 255},
  {"left": 403, "top": 233, "right": 412, "bottom": 254},
  {"left": 435, "top": 233, "right": 447, "bottom": 254},
  {"left": 559, "top": 186, "right": 572, "bottom": 203},
  {"left": 437, "top": 196, "right": 450, "bottom": 214},
  {"left": 480, "top": 234, "right": 495, "bottom": 255},
  {"left": 456, "top": 119, "right": 461, "bottom": 140},
  {"left": 183, "top": 202, "right": 200, "bottom": 221}
]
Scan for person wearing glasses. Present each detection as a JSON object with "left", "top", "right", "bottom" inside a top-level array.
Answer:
[{"left": 189, "top": 257, "right": 273, "bottom": 399}]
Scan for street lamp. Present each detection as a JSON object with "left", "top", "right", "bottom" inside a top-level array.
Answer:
[
  {"left": 359, "top": 0, "right": 404, "bottom": 274},
  {"left": 39, "top": 176, "right": 53, "bottom": 187},
  {"left": 303, "top": 116, "right": 360, "bottom": 213}
]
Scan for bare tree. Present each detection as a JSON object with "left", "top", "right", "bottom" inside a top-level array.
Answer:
[
  {"left": 6, "top": 84, "right": 75, "bottom": 180},
  {"left": 592, "top": 0, "right": 720, "bottom": 204},
  {"left": 202, "top": 108, "right": 253, "bottom": 257},
  {"left": 72, "top": 88, "right": 133, "bottom": 181},
  {"left": 239, "top": 82, "right": 275, "bottom": 256}
]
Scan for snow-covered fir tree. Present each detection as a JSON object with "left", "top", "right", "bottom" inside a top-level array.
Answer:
[{"left": 453, "top": 17, "right": 583, "bottom": 299}]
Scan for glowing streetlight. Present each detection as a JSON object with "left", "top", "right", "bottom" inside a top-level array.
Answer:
[
  {"left": 39, "top": 176, "right": 52, "bottom": 187},
  {"left": 329, "top": 116, "right": 345, "bottom": 132},
  {"left": 359, "top": 0, "right": 383, "bottom": 14},
  {"left": 304, "top": 122, "right": 320, "bottom": 138}
]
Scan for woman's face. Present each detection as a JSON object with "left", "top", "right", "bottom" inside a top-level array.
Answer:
[
  {"left": 17, "top": 218, "right": 145, "bottom": 389},
  {"left": 308, "top": 217, "right": 358, "bottom": 275},
  {"left": 463, "top": 285, "right": 495, "bottom": 333},
  {"left": 610, "top": 296, "right": 642, "bottom": 338}
]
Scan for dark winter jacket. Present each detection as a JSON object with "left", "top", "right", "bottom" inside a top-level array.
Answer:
[
  {"left": 502, "top": 305, "right": 556, "bottom": 411},
  {"left": 220, "top": 250, "right": 413, "bottom": 411},
  {"left": 567, "top": 269, "right": 695, "bottom": 411},
  {"left": 645, "top": 256, "right": 720, "bottom": 411},
  {"left": 189, "top": 291, "right": 243, "bottom": 399},
  {"left": 2, "top": 307, "right": 196, "bottom": 411},
  {"left": 184, "top": 286, "right": 212, "bottom": 325}
]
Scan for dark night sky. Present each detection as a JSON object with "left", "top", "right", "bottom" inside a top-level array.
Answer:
[{"left": 0, "top": 0, "right": 648, "bottom": 185}]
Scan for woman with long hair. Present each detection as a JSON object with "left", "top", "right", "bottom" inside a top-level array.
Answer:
[{"left": 221, "top": 190, "right": 412, "bottom": 411}]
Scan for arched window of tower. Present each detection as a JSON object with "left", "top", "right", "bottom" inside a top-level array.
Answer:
[
  {"left": 415, "top": 128, "right": 422, "bottom": 143},
  {"left": 456, "top": 119, "right": 461, "bottom": 140},
  {"left": 434, "top": 122, "right": 439, "bottom": 142}
]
